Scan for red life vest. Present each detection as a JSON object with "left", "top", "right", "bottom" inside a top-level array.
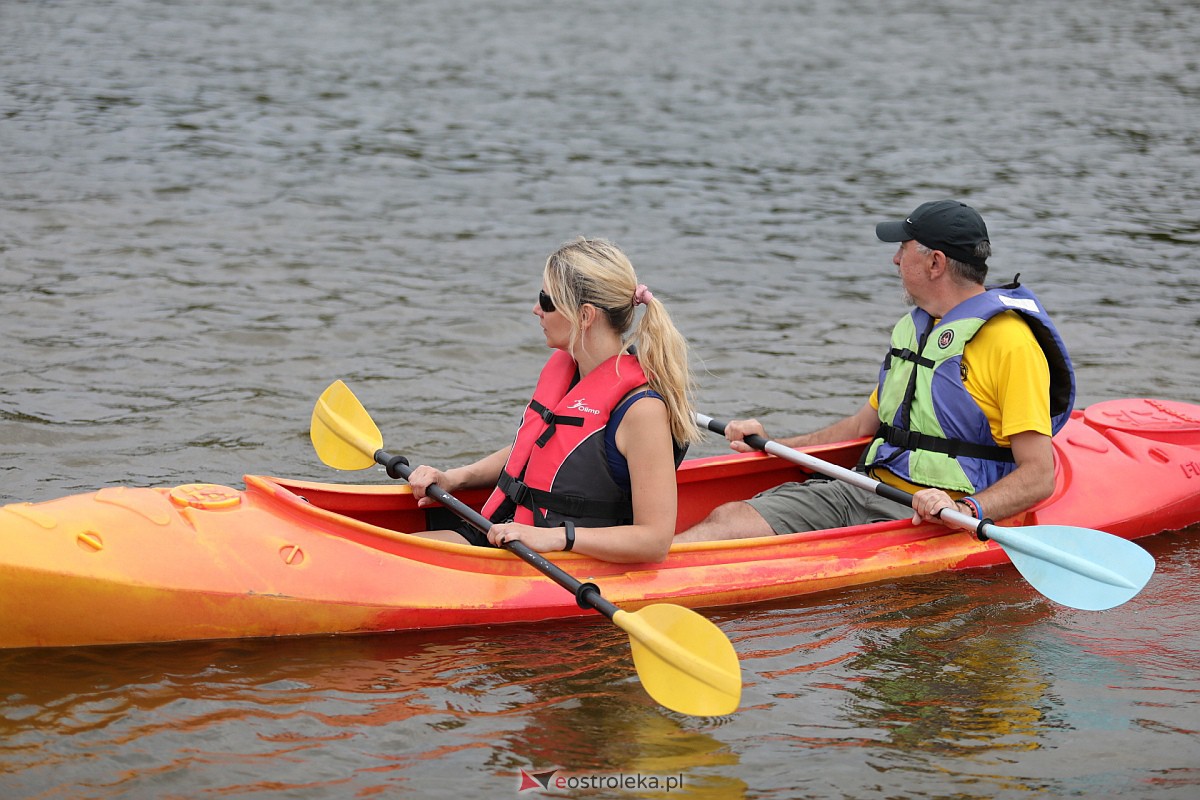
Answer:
[{"left": 481, "top": 349, "right": 650, "bottom": 527}]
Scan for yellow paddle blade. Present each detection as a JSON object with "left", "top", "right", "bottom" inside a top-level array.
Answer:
[
  {"left": 614, "top": 604, "right": 741, "bottom": 716},
  {"left": 310, "top": 380, "right": 384, "bottom": 470}
]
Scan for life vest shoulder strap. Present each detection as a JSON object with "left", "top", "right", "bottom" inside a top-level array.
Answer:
[{"left": 528, "top": 399, "right": 585, "bottom": 447}]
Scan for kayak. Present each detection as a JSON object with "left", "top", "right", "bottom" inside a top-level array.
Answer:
[{"left": 3, "top": 397, "right": 1199, "bottom": 649}]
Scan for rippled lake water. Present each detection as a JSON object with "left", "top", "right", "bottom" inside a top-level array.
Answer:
[{"left": 2, "top": 0, "right": 1198, "bottom": 797}]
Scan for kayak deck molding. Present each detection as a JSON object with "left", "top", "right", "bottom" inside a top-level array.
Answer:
[{"left": 3, "top": 398, "right": 1200, "bottom": 649}]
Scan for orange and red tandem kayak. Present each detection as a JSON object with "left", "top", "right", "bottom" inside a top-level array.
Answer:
[{"left": 2, "top": 398, "right": 1199, "bottom": 649}]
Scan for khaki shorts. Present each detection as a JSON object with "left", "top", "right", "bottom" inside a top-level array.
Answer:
[{"left": 746, "top": 478, "right": 911, "bottom": 534}]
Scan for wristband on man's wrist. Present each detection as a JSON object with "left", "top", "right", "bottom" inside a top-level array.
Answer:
[
  {"left": 960, "top": 496, "right": 983, "bottom": 520},
  {"left": 562, "top": 520, "right": 576, "bottom": 551}
]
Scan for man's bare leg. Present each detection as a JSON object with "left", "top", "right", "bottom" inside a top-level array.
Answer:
[{"left": 674, "top": 501, "right": 776, "bottom": 542}]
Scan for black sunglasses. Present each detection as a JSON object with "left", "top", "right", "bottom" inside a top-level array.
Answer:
[{"left": 538, "top": 290, "right": 556, "bottom": 313}]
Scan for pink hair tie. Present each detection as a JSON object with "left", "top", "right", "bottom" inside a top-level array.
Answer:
[{"left": 633, "top": 284, "right": 654, "bottom": 306}]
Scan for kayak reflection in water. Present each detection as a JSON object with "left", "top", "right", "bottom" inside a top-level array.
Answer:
[
  {"left": 406, "top": 237, "right": 702, "bottom": 563},
  {"left": 677, "top": 199, "right": 1076, "bottom": 542}
]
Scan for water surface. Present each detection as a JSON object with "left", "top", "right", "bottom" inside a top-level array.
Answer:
[{"left": 2, "top": 0, "right": 1198, "bottom": 797}]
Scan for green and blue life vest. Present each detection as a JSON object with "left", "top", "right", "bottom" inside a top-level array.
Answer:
[{"left": 864, "top": 280, "right": 1075, "bottom": 494}]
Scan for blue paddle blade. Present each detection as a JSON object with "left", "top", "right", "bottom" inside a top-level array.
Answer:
[{"left": 983, "top": 524, "right": 1156, "bottom": 611}]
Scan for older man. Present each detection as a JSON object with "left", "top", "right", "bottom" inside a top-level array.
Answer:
[{"left": 678, "top": 200, "right": 1075, "bottom": 540}]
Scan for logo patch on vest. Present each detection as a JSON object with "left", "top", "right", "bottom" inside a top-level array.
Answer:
[
  {"left": 938, "top": 330, "right": 955, "bottom": 349},
  {"left": 567, "top": 398, "right": 601, "bottom": 415}
]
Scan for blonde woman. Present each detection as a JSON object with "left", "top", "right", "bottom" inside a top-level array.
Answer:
[{"left": 406, "top": 238, "right": 700, "bottom": 563}]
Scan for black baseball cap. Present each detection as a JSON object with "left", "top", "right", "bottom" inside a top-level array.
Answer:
[{"left": 876, "top": 200, "right": 989, "bottom": 267}]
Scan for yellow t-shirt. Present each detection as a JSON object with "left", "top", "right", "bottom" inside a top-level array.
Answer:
[{"left": 869, "top": 310, "right": 1052, "bottom": 493}]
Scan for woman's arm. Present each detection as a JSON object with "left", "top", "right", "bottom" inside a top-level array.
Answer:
[{"left": 407, "top": 445, "right": 512, "bottom": 508}]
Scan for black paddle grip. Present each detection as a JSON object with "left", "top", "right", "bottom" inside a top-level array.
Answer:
[
  {"left": 874, "top": 482, "right": 916, "bottom": 510},
  {"left": 745, "top": 433, "right": 769, "bottom": 451},
  {"left": 702, "top": 415, "right": 770, "bottom": 453}
]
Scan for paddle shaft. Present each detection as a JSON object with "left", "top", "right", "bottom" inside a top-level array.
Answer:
[
  {"left": 697, "top": 414, "right": 987, "bottom": 538},
  {"left": 375, "top": 449, "right": 615, "bottom": 618}
]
